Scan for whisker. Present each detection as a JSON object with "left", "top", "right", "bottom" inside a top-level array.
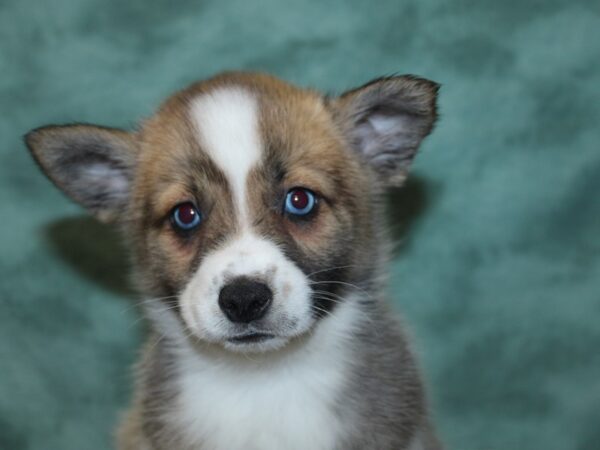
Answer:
[
  {"left": 311, "top": 293, "right": 343, "bottom": 304},
  {"left": 311, "top": 289, "right": 350, "bottom": 302},
  {"left": 309, "top": 280, "right": 373, "bottom": 299},
  {"left": 120, "top": 295, "right": 179, "bottom": 315},
  {"left": 306, "top": 264, "right": 359, "bottom": 278},
  {"left": 311, "top": 294, "right": 379, "bottom": 330},
  {"left": 311, "top": 304, "right": 334, "bottom": 319},
  {"left": 126, "top": 302, "right": 182, "bottom": 329},
  {"left": 145, "top": 331, "right": 167, "bottom": 355}
]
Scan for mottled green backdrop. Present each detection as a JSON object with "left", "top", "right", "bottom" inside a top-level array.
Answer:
[{"left": 1, "top": 0, "right": 599, "bottom": 449}]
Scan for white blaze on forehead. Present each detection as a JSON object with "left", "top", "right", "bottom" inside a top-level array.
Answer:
[{"left": 190, "top": 88, "right": 262, "bottom": 225}]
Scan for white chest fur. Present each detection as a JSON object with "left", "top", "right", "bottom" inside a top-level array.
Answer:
[{"left": 165, "top": 300, "right": 360, "bottom": 450}]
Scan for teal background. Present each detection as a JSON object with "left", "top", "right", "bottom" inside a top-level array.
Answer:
[{"left": 1, "top": 0, "right": 599, "bottom": 449}]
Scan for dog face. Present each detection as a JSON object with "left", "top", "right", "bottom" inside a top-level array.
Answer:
[{"left": 26, "top": 72, "right": 438, "bottom": 352}]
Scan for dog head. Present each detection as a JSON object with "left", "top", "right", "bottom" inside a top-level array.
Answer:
[{"left": 26, "top": 72, "right": 438, "bottom": 352}]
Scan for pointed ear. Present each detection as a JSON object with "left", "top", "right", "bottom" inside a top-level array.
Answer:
[
  {"left": 330, "top": 75, "right": 439, "bottom": 187},
  {"left": 24, "top": 124, "right": 137, "bottom": 223}
]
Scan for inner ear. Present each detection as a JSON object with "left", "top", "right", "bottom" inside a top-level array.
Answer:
[
  {"left": 330, "top": 75, "right": 439, "bottom": 187},
  {"left": 354, "top": 107, "right": 425, "bottom": 162},
  {"left": 25, "top": 124, "right": 137, "bottom": 223}
]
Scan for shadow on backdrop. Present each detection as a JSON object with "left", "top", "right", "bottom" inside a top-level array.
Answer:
[
  {"left": 43, "top": 216, "right": 132, "bottom": 296},
  {"left": 385, "top": 176, "right": 432, "bottom": 256}
]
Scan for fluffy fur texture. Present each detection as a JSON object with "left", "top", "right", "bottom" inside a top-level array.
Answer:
[{"left": 25, "top": 72, "right": 441, "bottom": 450}]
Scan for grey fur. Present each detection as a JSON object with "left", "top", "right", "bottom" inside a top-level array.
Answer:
[{"left": 24, "top": 124, "right": 137, "bottom": 223}]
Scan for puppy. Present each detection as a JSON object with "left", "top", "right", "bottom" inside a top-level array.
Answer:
[{"left": 25, "top": 72, "right": 441, "bottom": 450}]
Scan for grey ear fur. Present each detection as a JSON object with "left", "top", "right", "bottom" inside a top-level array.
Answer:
[
  {"left": 24, "top": 124, "right": 137, "bottom": 223},
  {"left": 331, "top": 75, "right": 439, "bottom": 186}
]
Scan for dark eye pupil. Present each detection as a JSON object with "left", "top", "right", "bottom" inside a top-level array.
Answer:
[
  {"left": 291, "top": 190, "right": 309, "bottom": 209},
  {"left": 284, "top": 188, "right": 315, "bottom": 217},
  {"left": 177, "top": 204, "right": 197, "bottom": 224},
  {"left": 171, "top": 202, "right": 202, "bottom": 232}
]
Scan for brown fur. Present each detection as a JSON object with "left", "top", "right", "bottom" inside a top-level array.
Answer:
[{"left": 123, "top": 73, "right": 376, "bottom": 312}]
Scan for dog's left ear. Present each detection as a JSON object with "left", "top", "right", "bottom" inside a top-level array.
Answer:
[
  {"left": 330, "top": 75, "right": 439, "bottom": 187},
  {"left": 24, "top": 124, "right": 137, "bottom": 223}
]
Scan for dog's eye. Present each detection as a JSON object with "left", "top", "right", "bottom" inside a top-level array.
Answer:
[
  {"left": 284, "top": 188, "right": 316, "bottom": 216},
  {"left": 171, "top": 202, "right": 202, "bottom": 231}
]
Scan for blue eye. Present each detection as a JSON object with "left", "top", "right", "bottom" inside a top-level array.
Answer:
[
  {"left": 171, "top": 202, "right": 202, "bottom": 230},
  {"left": 285, "top": 188, "right": 316, "bottom": 216}
]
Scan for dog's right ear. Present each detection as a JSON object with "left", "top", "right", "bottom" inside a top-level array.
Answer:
[
  {"left": 24, "top": 124, "right": 137, "bottom": 223},
  {"left": 330, "top": 75, "right": 439, "bottom": 187}
]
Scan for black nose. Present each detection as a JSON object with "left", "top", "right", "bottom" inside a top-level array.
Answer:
[{"left": 218, "top": 277, "right": 273, "bottom": 323}]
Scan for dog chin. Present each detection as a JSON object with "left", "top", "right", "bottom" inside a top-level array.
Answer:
[
  {"left": 186, "top": 312, "right": 317, "bottom": 354},
  {"left": 221, "top": 335, "right": 291, "bottom": 353}
]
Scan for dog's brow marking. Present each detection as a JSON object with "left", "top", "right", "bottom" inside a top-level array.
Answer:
[{"left": 190, "top": 88, "right": 261, "bottom": 228}]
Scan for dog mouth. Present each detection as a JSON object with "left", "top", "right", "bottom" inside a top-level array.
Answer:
[{"left": 227, "top": 332, "right": 275, "bottom": 344}]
